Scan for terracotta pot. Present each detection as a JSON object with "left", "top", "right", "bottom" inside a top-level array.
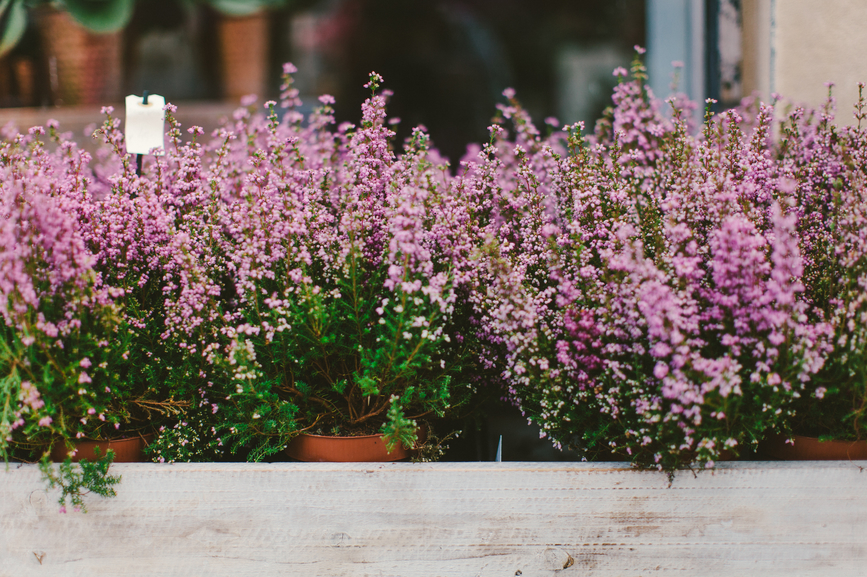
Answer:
[
  {"left": 36, "top": 8, "right": 123, "bottom": 105},
  {"left": 216, "top": 11, "right": 269, "bottom": 102},
  {"left": 51, "top": 434, "right": 153, "bottom": 463},
  {"left": 286, "top": 432, "right": 420, "bottom": 462},
  {"left": 759, "top": 433, "right": 867, "bottom": 460}
]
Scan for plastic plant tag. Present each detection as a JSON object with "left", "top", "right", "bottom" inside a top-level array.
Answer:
[{"left": 124, "top": 93, "right": 165, "bottom": 156}]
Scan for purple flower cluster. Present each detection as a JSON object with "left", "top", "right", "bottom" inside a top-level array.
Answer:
[
  {"left": 468, "top": 52, "right": 867, "bottom": 469},
  {"left": 193, "top": 71, "right": 478, "bottom": 459},
  {"left": 3, "top": 55, "right": 866, "bottom": 468},
  {"left": 0, "top": 124, "right": 124, "bottom": 458}
]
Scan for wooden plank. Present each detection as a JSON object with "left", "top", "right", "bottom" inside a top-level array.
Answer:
[{"left": 1, "top": 462, "right": 865, "bottom": 576}]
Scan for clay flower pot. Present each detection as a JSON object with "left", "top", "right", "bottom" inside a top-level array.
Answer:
[
  {"left": 50, "top": 434, "right": 153, "bottom": 463},
  {"left": 216, "top": 11, "right": 269, "bottom": 101},
  {"left": 285, "top": 432, "right": 420, "bottom": 462},
  {"left": 759, "top": 434, "right": 867, "bottom": 460},
  {"left": 35, "top": 8, "right": 123, "bottom": 105}
]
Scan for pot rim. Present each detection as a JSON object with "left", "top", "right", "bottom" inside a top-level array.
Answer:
[
  {"left": 293, "top": 432, "right": 392, "bottom": 440},
  {"left": 53, "top": 431, "right": 155, "bottom": 444}
]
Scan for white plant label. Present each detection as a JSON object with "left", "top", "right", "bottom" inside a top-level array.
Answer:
[{"left": 124, "top": 93, "right": 165, "bottom": 156}]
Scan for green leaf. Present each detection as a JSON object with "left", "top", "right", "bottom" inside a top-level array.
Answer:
[
  {"left": 331, "top": 378, "right": 347, "bottom": 394},
  {"left": 0, "top": 0, "right": 27, "bottom": 58},
  {"left": 59, "top": 0, "right": 135, "bottom": 33},
  {"left": 207, "top": 0, "right": 284, "bottom": 17},
  {"left": 355, "top": 373, "right": 379, "bottom": 396},
  {"left": 381, "top": 397, "right": 417, "bottom": 452},
  {"left": 39, "top": 448, "right": 120, "bottom": 512},
  {"left": 295, "top": 380, "right": 310, "bottom": 396}
]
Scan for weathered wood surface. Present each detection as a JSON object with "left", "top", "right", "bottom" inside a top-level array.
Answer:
[{"left": 1, "top": 461, "right": 865, "bottom": 576}]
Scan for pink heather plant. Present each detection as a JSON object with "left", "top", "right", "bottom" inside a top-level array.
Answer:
[
  {"left": 5, "top": 53, "right": 866, "bottom": 471},
  {"left": 118, "top": 70, "right": 478, "bottom": 461},
  {"left": 0, "top": 126, "right": 126, "bottom": 461},
  {"left": 0, "top": 67, "right": 479, "bottom": 464},
  {"left": 1, "top": 106, "right": 228, "bottom": 464},
  {"left": 204, "top": 72, "right": 478, "bottom": 460},
  {"left": 470, "top": 51, "right": 834, "bottom": 470},
  {"left": 773, "top": 83, "right": 867, "bottom": 441}
]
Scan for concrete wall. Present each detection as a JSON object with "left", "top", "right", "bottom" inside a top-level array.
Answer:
[
  {"left": 646, "top": 0, "right": 705, "bottom": 105},
  {"left": 744, "top": 0, "right": 867, "bottom": 121}
]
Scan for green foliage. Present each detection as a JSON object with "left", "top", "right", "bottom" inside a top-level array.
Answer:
[
  {"left": 0, "top": 0, "right": 26, "bottom": 58},
  {"left": 205, "top": 0, "right": 285, "bottom": 16},
  {"left": 58, "top": 0, "right": 135, "bottom": 32},
  {"left": 381, "top": 396, "right": 417, "bottom": 453},
  {"left": 412, "top": 427, "right": 459, "bottom": 463},
  {"left": 143, "top": 417, "right": 227, "bottom": 463},
  {"left": 0, "top": 296, "right": 130, "bottom": 458},
  {"left": 216, "top": 244, "right": 474, "bottom": 458},
  {"left": 0, "top": 0, "right": 136, "bottom": 58},
  {"left": 38, "top": 447, "right": 121, "bottom": 512}
]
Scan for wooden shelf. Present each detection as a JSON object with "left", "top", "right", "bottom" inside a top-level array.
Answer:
[
  {"left": 2, "top": 461, "right": 865, "bottom": 576},
  {"left": 0, "top": 101, "right": 240, "bottom": 148}
]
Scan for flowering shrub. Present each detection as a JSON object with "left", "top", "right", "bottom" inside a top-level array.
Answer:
[
  {"left": 0, "top": 109, "right": 230, "bottom": 469},
  {"left": 774, "top": 84, "right": 867, "bottom": 441},
  {"left": 470, "top": 52, "right": 841, "bottom": 470},
  {"left": 0, "top": 126, "right": 126, "bottom": 459},
  {"left": 66, "top": 68, "right": 477, "bottom": 462},
  {"left": 1, "top": 67, "right": 481, "bottom": 465},
  {"left": 3, "top": 54, "right": 866, "bottom": 472},
  {"left": 182, "top": 71, "right": 479, "bottom": 460}
]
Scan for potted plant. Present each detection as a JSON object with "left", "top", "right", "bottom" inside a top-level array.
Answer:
[
  {"left": 73, "top": 105, "right": 224, "bottom": 462},
  {"left": 471, "top": 51, "right": 833, "bottom": 471},
  {"left": 0, "top": 0, "right": 136, "bottom": 57},
  {"left": 0, "top": 103, "right": 216, "bottom": 469},
  {"left": 0, "top": 0, "right": 135, "bottom": 103},
  {"left": 135, "top": 69, "right": 479, "bottom": 462},
  {"left": 757, "top": 83, "right": 867, "bottom": 459},
  {"left": 203, "top": 0, "right": 286, "bottom": 102},
  {"left": 0, "top": 124, "right": 127, "bottom": 509}
]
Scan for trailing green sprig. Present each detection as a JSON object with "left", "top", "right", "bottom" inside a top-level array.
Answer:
[{"left": 38, "top": 448, "right": 121, "bottom": 513}]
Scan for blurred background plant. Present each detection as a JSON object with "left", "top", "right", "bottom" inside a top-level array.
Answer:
[
  {"left": 0, "top": 0, "right": 135, "bottom": 105},
  {"left": 0, "top": 0, "right": 135, "bottom": 56},
  {"left": 0, "top": 0, "right": 644, "bottom": 163}
]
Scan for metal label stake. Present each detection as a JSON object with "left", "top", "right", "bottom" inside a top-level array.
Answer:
[{"left": 135, "top": 90, "right": 149, "bottom": 176}]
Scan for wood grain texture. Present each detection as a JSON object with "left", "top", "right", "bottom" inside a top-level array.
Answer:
[{"left": 1, "top": 461, "right": 865, "bottom": 576}]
